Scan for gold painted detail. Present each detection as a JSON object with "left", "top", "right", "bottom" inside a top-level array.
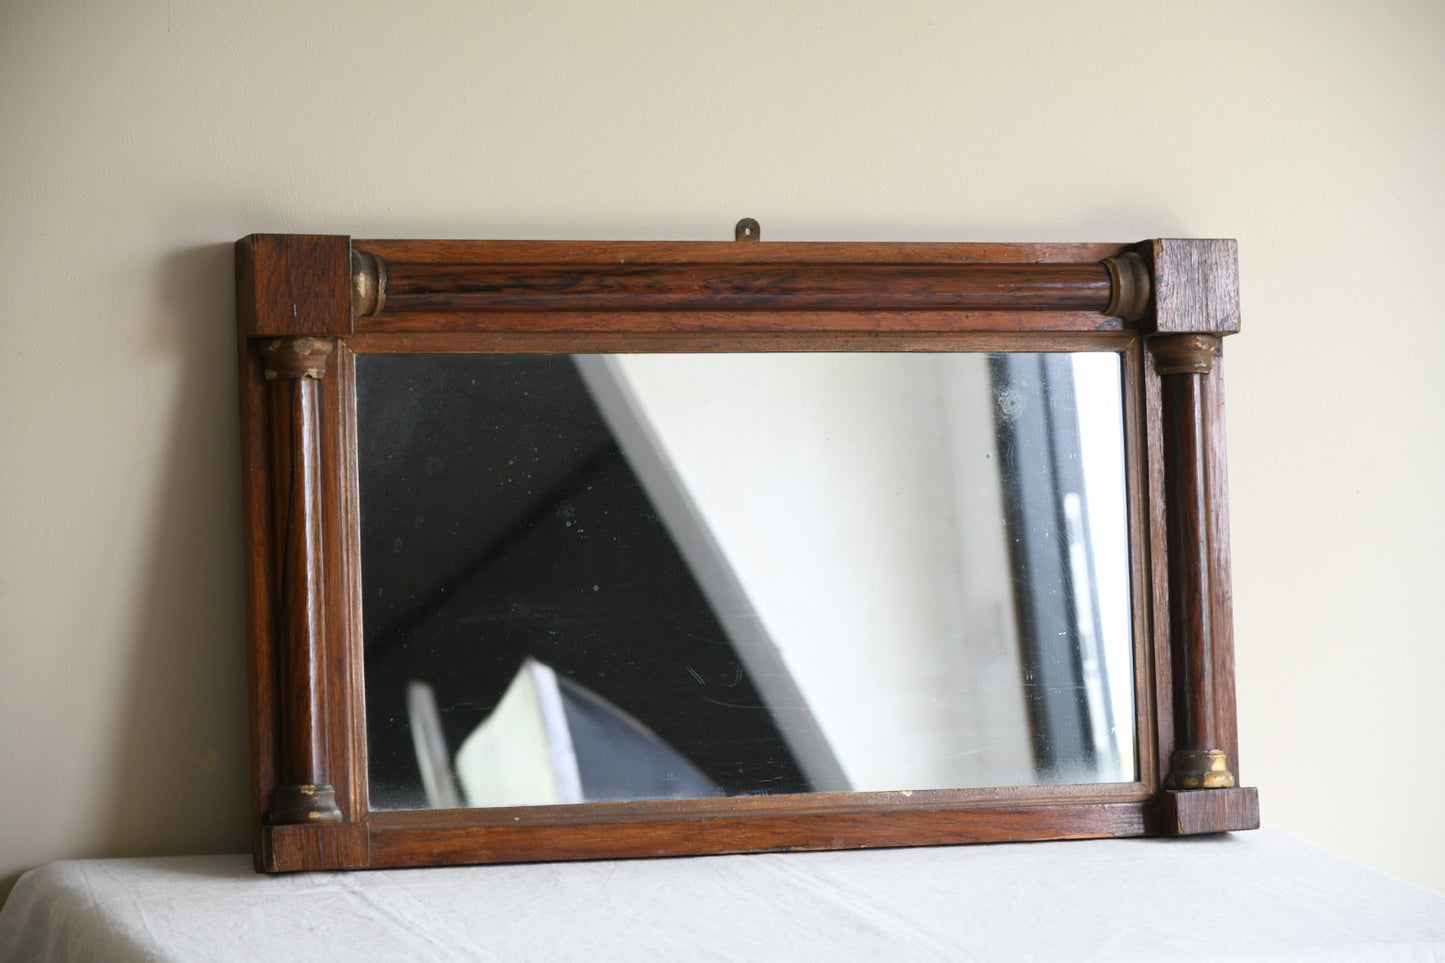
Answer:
[
  {"left": 268, "top": 783, "right": 343, "bottom": 824},
  {"left": 351, "top": 247, "right": 385, "bottom": 317},
  {"left": 259, "top": 337, "right": 336, "bottom": 381},
  {"left": 1101, "top": 251, "right": 1151, "bottom": 322},
  {"left": 1150, "top": 333, "right": 1220, "bottom": 376},
  {"left": 1164, "top": 748, "right": 1236, "bottom": 790}
]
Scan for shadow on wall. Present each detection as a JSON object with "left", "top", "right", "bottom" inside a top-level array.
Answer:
[{"left": 105, "top": 243, "right": 251, "bottom": 865}]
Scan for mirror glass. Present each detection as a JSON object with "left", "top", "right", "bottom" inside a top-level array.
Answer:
[{"left": 357, "top": 352, "right": 1135, "bottom": 811}]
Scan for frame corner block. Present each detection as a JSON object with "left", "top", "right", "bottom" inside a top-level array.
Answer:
[
  {"left": 1137, "top": 238, "right": 1240, "bottom": 336},
  {"left": 1158, "top": 786, "right": 1260, "bottom": 836},
  {"left": 237, "top": 234, "right": 354, "bottom": 338}
]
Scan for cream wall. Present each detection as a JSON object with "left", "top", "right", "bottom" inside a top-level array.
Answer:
[{"left": 2, "top": 0, "right": 1441, "bottom": 901}]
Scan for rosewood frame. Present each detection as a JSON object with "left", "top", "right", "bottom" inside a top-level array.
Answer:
[{"left": 235, "top": 232, "right": 1258, "bottom": 873}]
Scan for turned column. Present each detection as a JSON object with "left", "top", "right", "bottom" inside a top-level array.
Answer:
[
  {"left": 1151, "top": 334, "right": 1236, "bottom": 790},
  {"left": 260, "top": 336, "right": 343, "bottom": 824}
]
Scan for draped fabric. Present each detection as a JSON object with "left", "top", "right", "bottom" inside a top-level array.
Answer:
[{"left": 3, "top": 827, "right": 1442, "bottom": 962}]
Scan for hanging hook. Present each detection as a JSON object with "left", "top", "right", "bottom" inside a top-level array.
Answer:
[{"left": 734, "top": 218, "right": 760, "bottom": 242}]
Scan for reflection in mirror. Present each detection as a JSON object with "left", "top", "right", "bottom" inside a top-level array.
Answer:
[{"left": 358, "top": 352, "right": 1135, "bottom": 811}]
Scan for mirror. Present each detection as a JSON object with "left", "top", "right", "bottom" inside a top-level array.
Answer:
[
  {"left": 357, "top": 351, "right": 1136, "bottom": 811},
  {"left": 236, "top": 233, "right": 1258, "bottom": 874}
]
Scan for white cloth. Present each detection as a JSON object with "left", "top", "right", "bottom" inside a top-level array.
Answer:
[{"left": 2, "top": 827, "right": 1442, "bottom": 962}]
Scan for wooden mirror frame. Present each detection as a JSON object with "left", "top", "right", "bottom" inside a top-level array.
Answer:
[{"left": 235, "top": 231, "right": 1259, "bottom": 873}]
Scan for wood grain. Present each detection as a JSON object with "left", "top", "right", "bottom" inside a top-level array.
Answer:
[
  {"left": 238, "top": 235, "right": 352, "bottom": 337},
  {"left": 369, "top": 261, "right": 1113, "bottom": 315},
  {"left": 261, "top": 823, "right": 369, "bottom": 873},
  {"left": 355, "top": 309, "right": 1126, "bottom": 336},
  {"left": 350, "top": 239, "right": 1142, "bottom": 334},
  {"left": 346, "top": 329, "right": 1137, "bottom": 355},
  {"left": 1120, "top": 343, "right": 1163, "bottom": 791},
  {"left": 1158, "top": 787, "right": 1259, "bottom": 835},
  {"left": 258, "top": 337, "right": 341, "bottom": 825},
  {"left": 1206, "top": 353, "right": 1242, "bottom": 779},
  {"left": 1159, "top": 352, "right": 1220, "bottom": 756},
  {"left": 357, "top": 239, "right": 1130, "bottom": 266},
  {"left": 362, "top": 803, "right": 1154, "bottom": 870},
  {"left": 1139, "top": 239, "right": 1241, "bottom": 335},
  {"left": 235, "top": 297, "right": 276, "bottom": 869}
]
